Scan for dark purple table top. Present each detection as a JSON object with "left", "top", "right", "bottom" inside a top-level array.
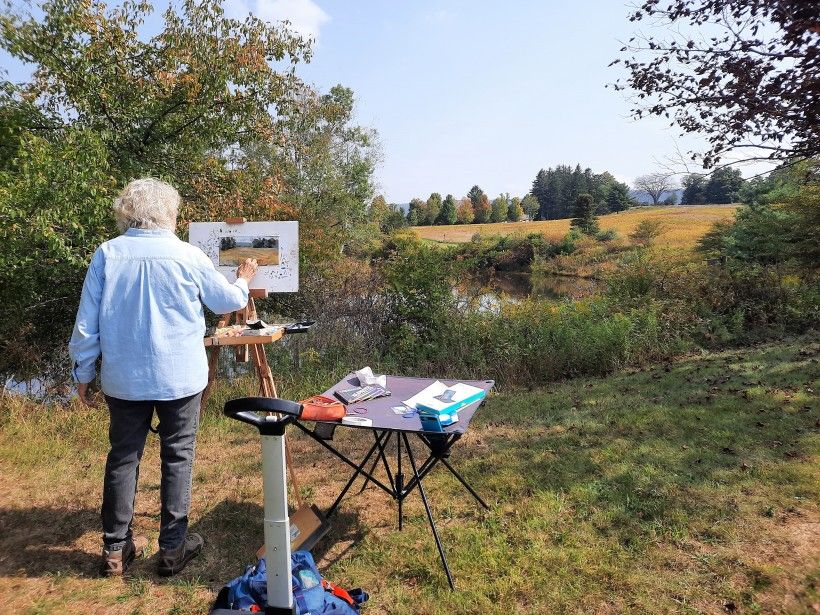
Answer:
[{"left": 315, "top": 374, "right": 495, "bottom": 434}]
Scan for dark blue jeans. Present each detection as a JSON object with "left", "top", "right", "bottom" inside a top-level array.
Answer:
[{"left": 102, "top": 391, "right": 202, "bottom": 551}]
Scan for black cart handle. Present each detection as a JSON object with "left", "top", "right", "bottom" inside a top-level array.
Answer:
[{"left": 223, "top": 397, "right": 303, "bottom": 435}]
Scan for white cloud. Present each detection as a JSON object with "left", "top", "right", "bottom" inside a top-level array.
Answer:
[{"left": 227, "top": 0, "right": 330, "bottom": 41}]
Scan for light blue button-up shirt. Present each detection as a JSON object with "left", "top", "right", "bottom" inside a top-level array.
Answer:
[{"left": 69, "top": 228, "right": 250, "bottom": 401}]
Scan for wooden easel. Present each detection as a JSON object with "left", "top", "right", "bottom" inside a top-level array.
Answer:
[
  {"left": 200, "top": 289, "right": 282, "bottom": 409},
  {"left": 200, "top": 217, "right": 308, "bottom": 514}
]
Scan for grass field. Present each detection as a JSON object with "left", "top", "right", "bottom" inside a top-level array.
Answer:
[
  {"left": 1, "top": 336, "right": 818, "bottom": 614},
  {"left": 412, "top": 205, "right": 740, "bottom": 249}
]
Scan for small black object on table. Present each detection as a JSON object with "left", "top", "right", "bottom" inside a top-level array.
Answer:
[{"left": 292, "top": 374, "right": 494, "bottom": 590}]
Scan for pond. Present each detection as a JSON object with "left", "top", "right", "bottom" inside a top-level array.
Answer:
[{"left": 454, "top": 271, "right": 600, "bottom": 312}]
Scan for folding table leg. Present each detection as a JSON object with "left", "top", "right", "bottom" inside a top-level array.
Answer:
[
  {"left": 326, "top": 433, "right": 386, "bottom": 518},
  {"left": 440, "top": 457, "right": 489, "bottom": 510},
  {"left": 396, "top": 434, "right": 403, "bottom": 531},
  {"left": 401, "top": 432, "right": 455, "bottom": 590},
  {"left": 358, "top": 431, "right": 394, "bottom": 495}
]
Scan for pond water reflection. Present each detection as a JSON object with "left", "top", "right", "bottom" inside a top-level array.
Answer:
[{"left": 455, "top": 271, "right": 600, "bottom": 312}]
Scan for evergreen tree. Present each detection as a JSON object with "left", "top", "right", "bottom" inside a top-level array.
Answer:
[
  {"left": 682, "top": 174, "right": 706, "bottom": 204},
  {"left": 704, "top": 167, "right": 744, "bottom": 204},
  {"left": 467, "top": 185, "right": 485, "bottom": 208},
  {"left": 438, "top": 194, "right": 457, "bottom": 225},
  {"left": 570, "top": 193, "right": 599, "bottom": 235},
  {"left": 606, "top": 182, "right": 631, "bottom": 212}
]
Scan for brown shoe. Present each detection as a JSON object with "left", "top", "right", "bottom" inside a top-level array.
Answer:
[
  {"left": 157, "top": 533, "right": 204, "bottom": 577},
  {"left": 100, "top": 536, "right": 147, "bottom": 577}
]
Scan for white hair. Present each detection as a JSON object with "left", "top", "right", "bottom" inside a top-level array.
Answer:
[{"left": 113, "top": 178, "right": 180, "bottom": 232}]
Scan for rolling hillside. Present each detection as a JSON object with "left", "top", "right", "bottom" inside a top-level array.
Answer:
[{"left": 411, "top": 204, "right": 739, "bottom": 249}]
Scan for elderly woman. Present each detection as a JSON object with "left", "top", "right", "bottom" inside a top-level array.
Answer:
[{"left": 69, "top": 178, "right": 257, "bottom": 577}]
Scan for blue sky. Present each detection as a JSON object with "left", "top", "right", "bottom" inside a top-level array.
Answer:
[
  {"left": 258, "top": 0, "right": 709, "bottom": 203},
  {"left": 2, "top": 0, "right": 748, "bottom": 203}
]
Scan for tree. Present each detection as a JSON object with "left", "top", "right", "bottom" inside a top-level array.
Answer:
[
  {"left": 437, "top": 194, "right": 457, "bottom": 225},
  {"left": 472, "top": 193, "right": 491, "bottom": 223},
  {"left": 531, "top": 164, "right": 627, "bottom": 219},
  {"left": 1, "top": 0, "right": 383, "bottom": 377},
  {"left": 407, "top": 198, "right": 425, "bottom": 226},
  {"left": 467, "top": 185, "right": 486, "bottom": 209},
  {"left": 425, "top": 192, "right": 442, "bottom": 225},
  {"left": 490, "top": 195, "right": 508, "bottom": 223},
  {"left": 630, "top": 219, "right": 666, "bottom": 246},
  {"left": 704, "top": 167, "right": 744, "bottom": 204},
  {"left": 456, "top": 198, "right": 474, "bottom": 224},
  {"left": 681, "top": 174, "right": 707, "bottom": 205},
  {"left": 0, "top": 0, "right": 311, "bottom": 185},
  {"left": 605, "top": 182, "right": 632, "bottom": 212},
  {"left": 634, "top": 173, "right": 675, "bottom": 206},
  {"left": 508, "top": 197, "right": 524, "bottom": 222},
  {"left": 570, "top": 193, "right": 599, "bottom": 235},
  {"left": 381, "top": 203, "right": 408, "bottom": 233},
  {"left": 521, "top": 194, "right": 539, "bottom": 219},
  {"left": 370, "top": 195, "right": 389, "bottom": 228},
  {"left": 612, "top": 0, "right": 820, "bottom": 169}
]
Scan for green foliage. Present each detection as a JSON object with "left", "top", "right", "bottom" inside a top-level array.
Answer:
[
  {"left": 532, "top": 164, "right": 630, "bottom": 220},
  {"left": 437, "top": 194, "right": 457, "bottom": 225},
  {"left": 570, "top": 193, "right": 599, "bottom": 235},
  {"left": 425, "top": 192, "right": 442, "bottom": 225},
  {"left": 520, "top": 194, "right": 539, "bottom": 219},
  {"left": 378, "top": 236, "right": 456, "bottom": 362},
  {"left": 490, "top": 195, "right": 507, "bottom": 223},
  {"left": 606, "top": 251, "right": 818, "bottom": 342},
  {"left": 372, "top": 196, "right": 408, "bottom": 234},
  {"left": 507, "top": 196, "right": 523, "bottom": 222},
  {"left": 681, "top": 174, "right": 706, "bottom": 205},
  {"left": 698, "top": 165, "right": 819, "bottom": 269},
  {"left": 0, "top": 0, "right": 310, "bottom": 184},
  {"left": 383, "top": 204, "right": 409, "bottom": 232},
  {"left": 407, "top": 197, "right": 425, "bottom": 225},
  {"left": 0, "top": 0, "right": 380, "bottom": 378},
  {"left": 683, "top": 169, "right": 744, "bottom": 204},
  {"left": 605, "top": 182, "right": 631, "bottom": 212},
  {"left": 0, "top": 131, "right": 117, "bottom": 376},
  {"left": 595, "top": 228, "right": 618, "bottom": 242},
  {"left": 629, "top": 219, "right": 665, "bottom": 246}
]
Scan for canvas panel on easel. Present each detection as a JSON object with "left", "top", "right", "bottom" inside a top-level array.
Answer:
[{"left": 189, "top": 221, "right": 299, "bottom": 293}]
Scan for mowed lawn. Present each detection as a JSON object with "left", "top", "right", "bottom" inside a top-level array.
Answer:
[
  {"left": 1, "top": 335, "right": 818, "bottom": 614},
  {"left": 412, "top": 205, "right": 739, "bottom": 249}
]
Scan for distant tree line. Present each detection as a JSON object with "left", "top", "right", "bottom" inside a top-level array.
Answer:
[
  {"left": 531, "top": 164, "right": 633, "bottom": 220},
  {"left": 372, "top": 161, "right": 752, "bottom": 231},
  {"left": 681, "top": 168, "right": 744, "bottom": 205}
]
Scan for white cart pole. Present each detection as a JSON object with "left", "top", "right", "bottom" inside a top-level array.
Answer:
[{"left": 261, "top": 431, "right": 295, "bottom": 614}]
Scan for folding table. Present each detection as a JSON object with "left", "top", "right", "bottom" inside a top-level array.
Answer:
[{"left": 292, "top": 374, "right": 494, "bottom": 589}]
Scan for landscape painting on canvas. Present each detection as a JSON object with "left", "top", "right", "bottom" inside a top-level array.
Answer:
[
  {"left": 189, "top": 221, "right": 298, "bottom": 292},
  {"left": 219, "top": 236, "right": 280, "bottom": 266}
]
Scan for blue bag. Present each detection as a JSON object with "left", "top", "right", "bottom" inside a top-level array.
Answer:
[{"left": 214, "top": 551, "right": 368, "bottom": 614}]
